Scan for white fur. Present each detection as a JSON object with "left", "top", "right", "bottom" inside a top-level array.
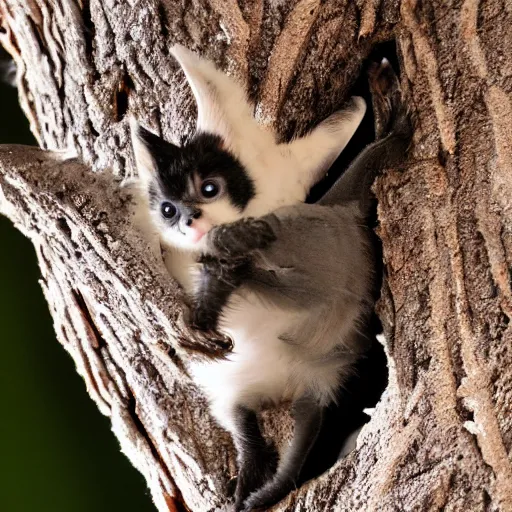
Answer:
[
  {"left": 170, "top": 44, "right": 366, "bottom": 214},
  {"left": 190, "top": 293, "right": 355, "bottom": 434},
  {"left": 132, "top": 46, "right": 367, "bottom": 433}
]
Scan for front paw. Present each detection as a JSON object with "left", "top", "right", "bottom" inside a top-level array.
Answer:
[
  {"left": 192, "top": 254, "right": 252, "bottom": 331},
  {"left": 198, "top": 253, "right": 250, "bottom": 275},
  {"left": 208, "top": 218, "right": 276, "bottom": 258},
  {"left": 242, "top": 476, "right": 295, "bottom": 512}
]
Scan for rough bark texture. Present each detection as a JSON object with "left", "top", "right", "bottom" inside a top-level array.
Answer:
[{"left": 0, "top": 0, "right": 511, "bottom": 511}]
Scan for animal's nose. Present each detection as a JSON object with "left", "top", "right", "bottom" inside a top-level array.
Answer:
[{"left": 185, "top": 209, "right": 202, "bottom": 226}]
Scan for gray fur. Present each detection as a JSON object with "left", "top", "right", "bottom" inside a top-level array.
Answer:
[{"left": 195, "top": 85, "right": 412, "bottom": 510}]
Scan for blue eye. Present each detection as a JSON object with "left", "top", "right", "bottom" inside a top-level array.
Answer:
[{"left": 161, "top": 202, "right": 177, "bottom": 219}]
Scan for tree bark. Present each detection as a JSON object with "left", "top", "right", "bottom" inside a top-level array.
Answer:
[{"left": 0, "top": 0, "right": 511, "bottom": 511}]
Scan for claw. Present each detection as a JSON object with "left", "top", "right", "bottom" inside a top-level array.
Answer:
[{"left": 178, "top": 323, "right": 233, "bottom": 356}]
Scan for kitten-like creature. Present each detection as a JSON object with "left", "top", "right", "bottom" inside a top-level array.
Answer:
[
  {"left": 130, "top": 45, "right": 366, "bottom": 294},
  {"left": 130, "top": 46, "right": 397, "bottom": 511},
  {"left": 187, "top": 60, "right": 412, "bottom": 511}
]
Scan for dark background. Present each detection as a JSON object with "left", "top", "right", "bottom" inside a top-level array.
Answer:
[{"left": 0, "top": 75, "right": 155, "bottom": 511}]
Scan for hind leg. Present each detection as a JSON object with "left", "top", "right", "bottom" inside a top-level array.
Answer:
[
  {"left": 242, "top": 395, "right": 323, "bottom": 511},
  {"left": 227, "top": 406, "right": 278, "bottom": 511}
]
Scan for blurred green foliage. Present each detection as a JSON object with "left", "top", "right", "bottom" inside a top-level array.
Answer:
[{"left": 0, "top": 74, "right": 155, "bottom": 511}]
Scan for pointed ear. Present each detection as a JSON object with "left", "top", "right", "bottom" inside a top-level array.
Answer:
[
  {"left": 285, "top": 97, "right": 367, "bottom": 188},
  {"left": 129, "top": 117, "right": 179, "bottom": 184},
  {"left": 170, "top": 45, "right": 254, "bottom": 147}
]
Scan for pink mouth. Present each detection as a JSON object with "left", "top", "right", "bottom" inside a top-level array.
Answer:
[{"left": 189, "top": 228, "right": 206, "bottom": 243}]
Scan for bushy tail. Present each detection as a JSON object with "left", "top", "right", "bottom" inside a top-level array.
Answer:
[{"left": 319, "top": 59, "right": 413, "bottom": 212}]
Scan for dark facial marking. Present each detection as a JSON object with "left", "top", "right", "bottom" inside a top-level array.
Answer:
[{"left": 142, "top": 131, "right": 255, "bottom": 211}]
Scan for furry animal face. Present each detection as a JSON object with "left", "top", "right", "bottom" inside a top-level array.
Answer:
[
  {"left": 135, "top": 128, "right": 255, "bottom": 250},
  {"left": 130, "top": 44, "right": 366, "bottom": 253}
]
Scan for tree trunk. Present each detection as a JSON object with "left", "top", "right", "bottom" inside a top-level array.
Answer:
[{"left": 0, "top": 0, "right": 511, "bottom": 510}]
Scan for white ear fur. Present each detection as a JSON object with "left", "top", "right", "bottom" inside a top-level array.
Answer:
[
  {"left": 129, "top": 116, "right": 157, "bottom": 186},
  {"left": 169, "top": 45, "right": 269, "bottom": 155},
  {"left": 285, "top": 96, "right": 367, "bottom": 188}
]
